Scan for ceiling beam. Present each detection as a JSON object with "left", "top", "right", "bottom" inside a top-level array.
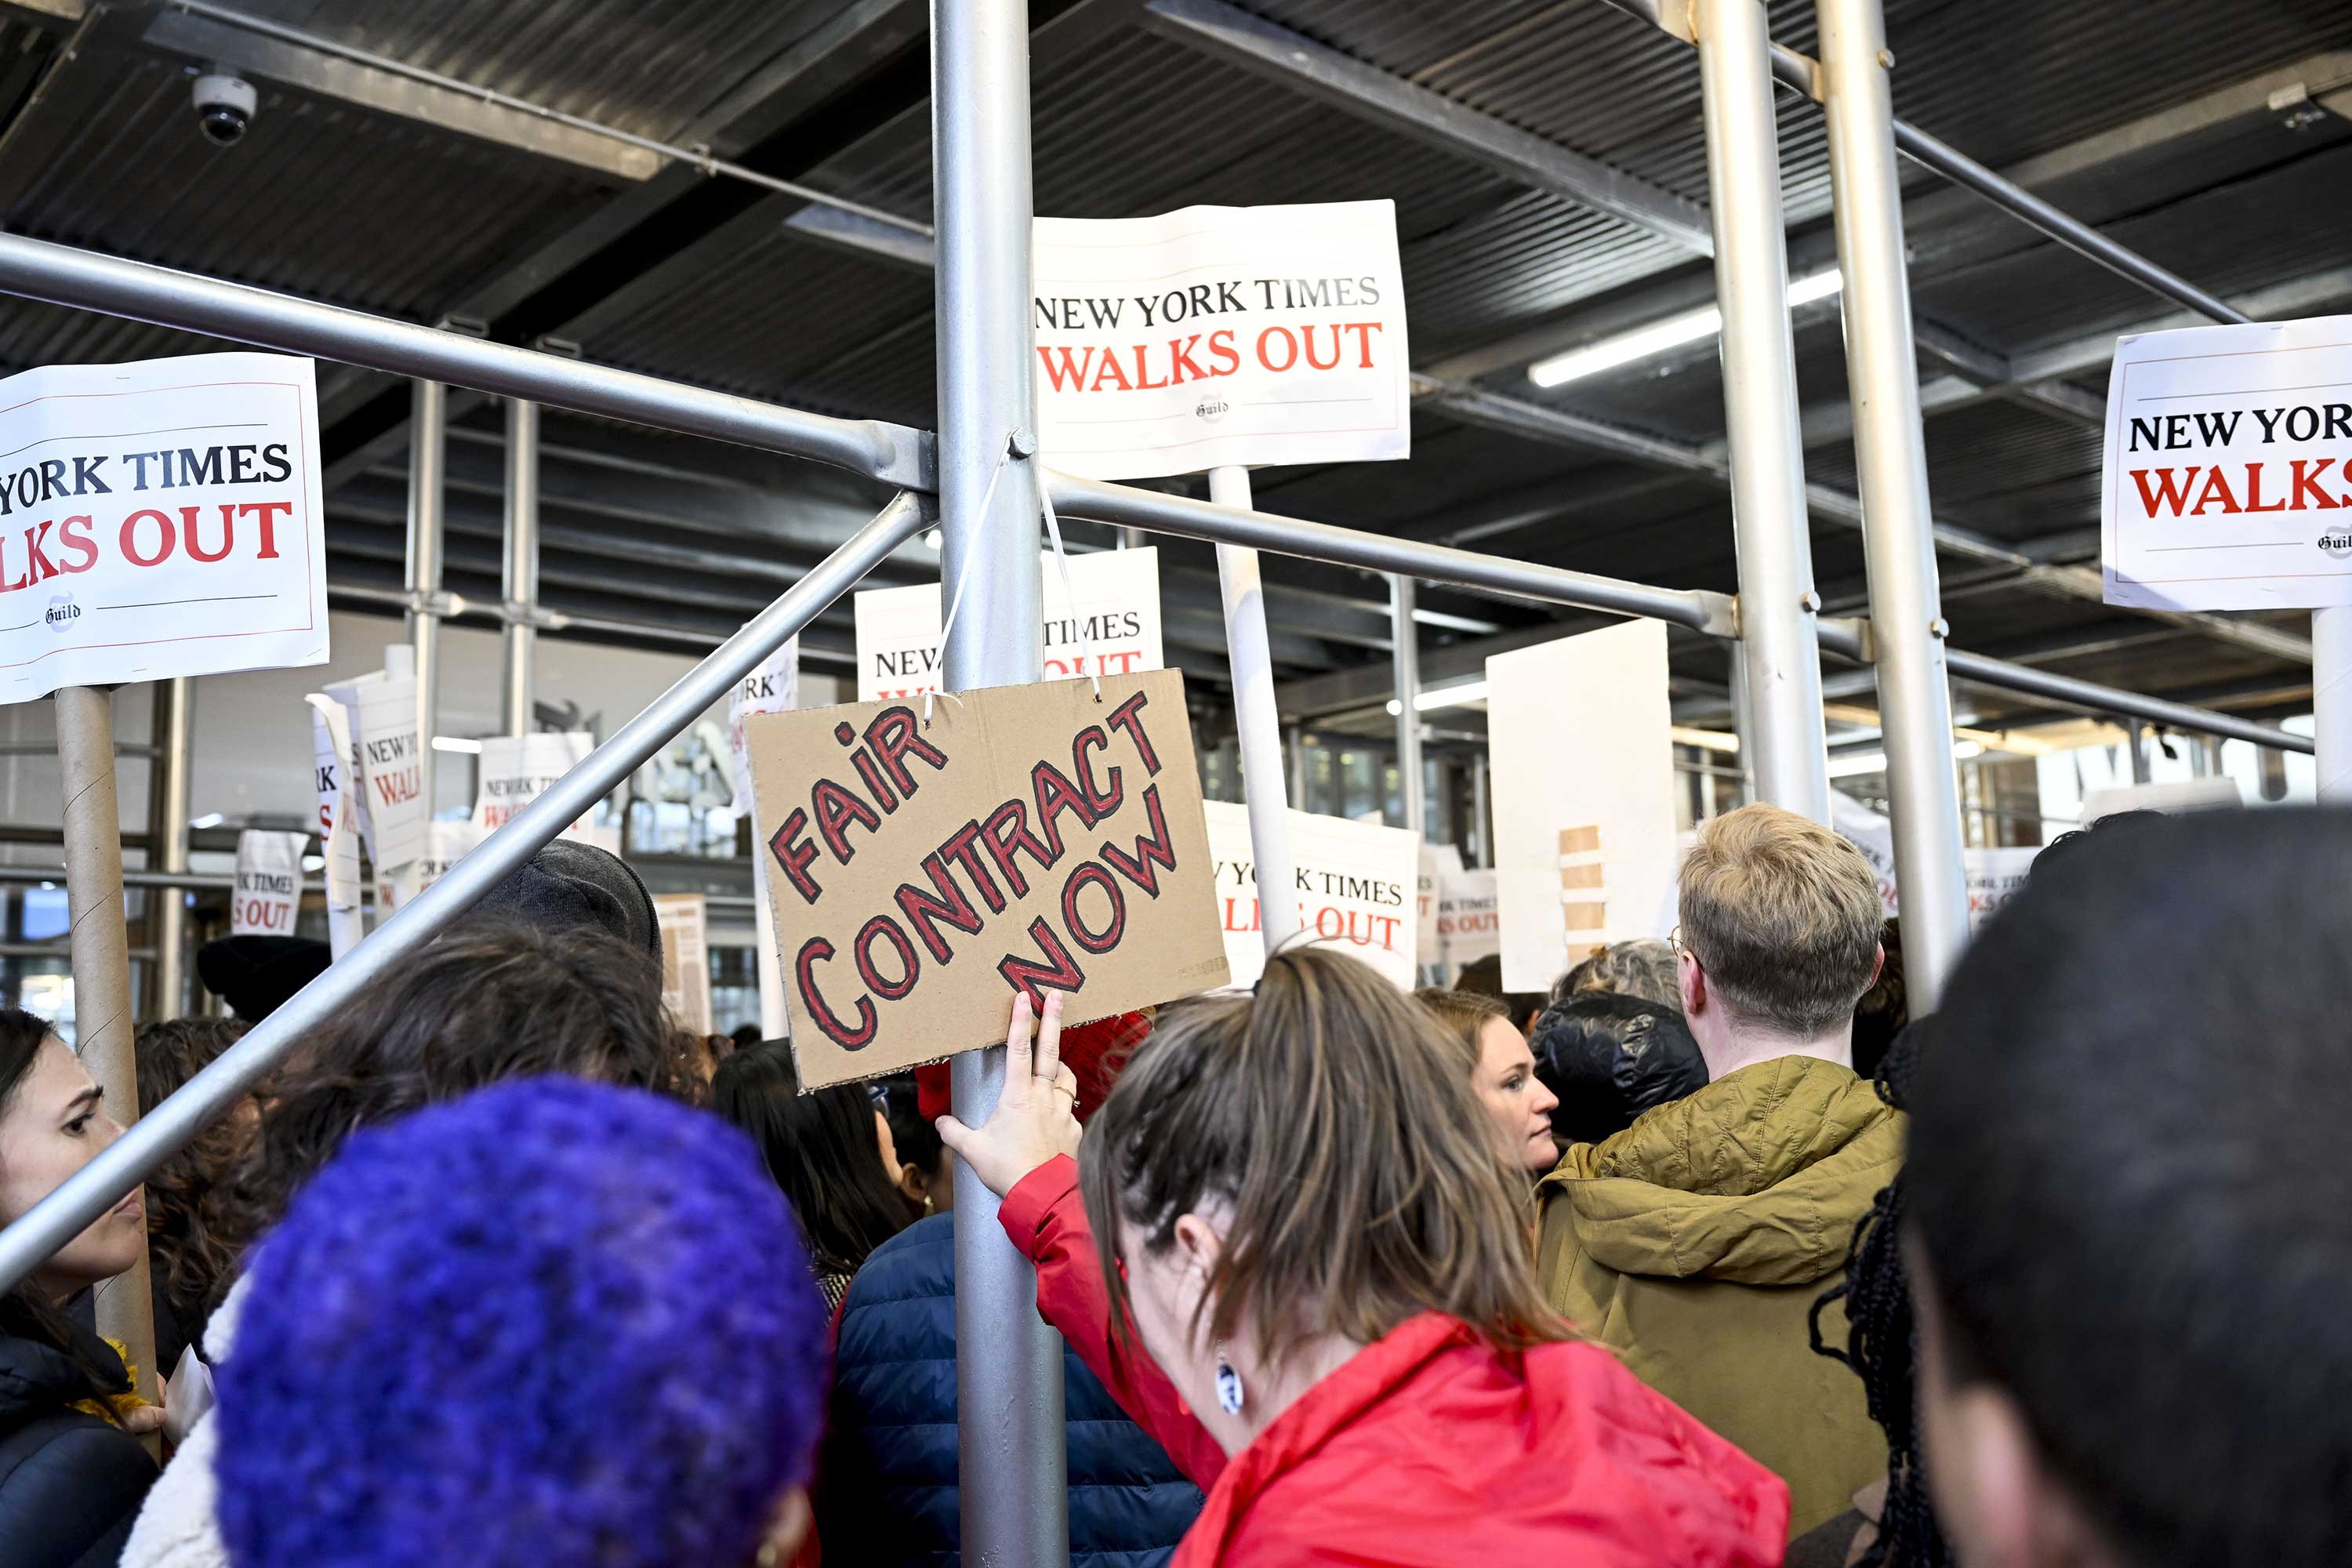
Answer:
[{"left": 1137, "top": 0, "right": 1714, "bottom": 256}]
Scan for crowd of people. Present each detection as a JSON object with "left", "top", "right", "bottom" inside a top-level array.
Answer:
[{"left": 0, "top": 799, "right": 2341, "bottom": 1567}]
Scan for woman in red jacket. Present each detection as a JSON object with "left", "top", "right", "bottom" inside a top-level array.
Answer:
[{"left": 939, "top": 949, "right": 1789, "bottom": 1566}]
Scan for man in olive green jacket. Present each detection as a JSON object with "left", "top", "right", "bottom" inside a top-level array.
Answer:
[{"left": 1537, "top": 804, "right": 1900, "bottom": 1541}]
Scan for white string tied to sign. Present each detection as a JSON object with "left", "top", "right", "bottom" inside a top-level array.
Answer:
[{"left": 924, "top": 437, "right": 1103, "bottom": 727}]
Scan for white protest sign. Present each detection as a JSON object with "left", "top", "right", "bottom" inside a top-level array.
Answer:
[
  {"left": 1488, "top": 620, "right": 1679, "bottom": 993},
  {"left": 1831, "top": 789, "right": 2043, "bottom": 929},
  {"left": 2103, "top": 317, "right": 2352, "bottom": 611},
  {"left": 855, "top": 548, "right": 1164, "bottom": 702},
  {"left": 0, "top": 353, "right": 327, "bottom": 702},
  {"left": 324, "top": 648, "right": 425, "bottom": 877},
  {"left": 474, "top": 732, "right": 603, "bottom": 841},
  {"left": 304, "top": 695, "right": 361, "bottom": 910},
  {"left": 1203, "top": 800, "right": 1417, "bottom": 989},
  {"left": 728, "top": 641, "right": 800, "bottom": 819},
  {"left": 230, "top": 829, "right": 307, "bottom": 937},
  {"left": 653, "top": 892, "right": 713, "bottom": 1035},
  {"left": 1436, "top": 867, "right": 1501, "bottom": 982},
  {"left": 414, "top": 818, "right": 484, "bottom": 891},
  {"left": 1416, "top": 841, "right": 1462, "bottom": 977},
  {"left": 1033, "top": 202, "right": 1410, "bottom": 481}
]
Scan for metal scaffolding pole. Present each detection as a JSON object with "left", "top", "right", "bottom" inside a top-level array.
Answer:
[
  {"left": 2318, "top": 608, "right": 2352, "bottom": 804},
  {"left": 1816, "top": 0, "right": 1969, "bottom": 1007},
  {"left": 148, "top": 678, "right": 192, "bottom": 1021},
  {"left": 0, "top": 495, "right": 926, "bottom": 1298},
  {"left": 55, "top": 686, "right": 159, "bottom": 1418},
  {"left": 502, "top": 397, "right": 541, "bottom": 737},
  {"left": 1213, "top": 466, "right": 1302, "bottom": 954},
  {"left": 1697, "top": 0, "right": 1829, "bottom": 824},
  {"left": 932, "top": 0, "right": 1067, "bottom": 1559},
  {"left": 1471, "top": 752, "right": 1492, "bottom": 867},
  {"left": 1286, "top": 725, "right": 1307, "bottom": 810},
  {"left": 408, "top": 379, "right": 448, "bottom": 816},
  {"left": 1390, "top": 575, "right": 1425, "bottom": 836}
]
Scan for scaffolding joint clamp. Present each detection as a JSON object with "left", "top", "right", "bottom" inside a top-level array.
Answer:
[{"left": 500, "top": 599, "right": 564, "bottom": 631}]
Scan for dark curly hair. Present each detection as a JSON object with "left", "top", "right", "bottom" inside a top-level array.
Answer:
[
  {"left": 212, "top": 920, "right": 694, "bottom": 1306},
  {"left": 136, "top": 1016, "right": 251, "bottom": 1338},
  {"left": 216, "top": 1078, "right": 830, "bottom": 1568},
  {"left": 1808, "top": 1026, "right": 1953, "bottom": 1567}
]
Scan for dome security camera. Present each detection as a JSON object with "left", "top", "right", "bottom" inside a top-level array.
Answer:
[{"left": 192, "top": 69, "right": 257, "bottom": 147}]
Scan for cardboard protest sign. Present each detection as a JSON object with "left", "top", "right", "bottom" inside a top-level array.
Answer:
[
  {"left": 855, "top": 548, "right": 1163, "bottom": 702},
  {"left": 746, "top": 670, "right": 1227, "bottom": 1087},
  {"left": 1033, "top": 203, "right": 1410, "bottom": 481},
  {"left": 230, "top": 829, "right": 307, "bottom": 937},
  {"left": 653, "top": 893, "right": 713, "bottom": 1035},
  {"left": 304, "top": 695, "right": 361, "bottom": 910},
  {"left": 2103, "top": 316, "right": 2352, "bottom": 611},
  {"left": 1203, "top": 800, "right": 1418, "bottom": 989},
  {"left": 1436, "top": 867, "right": 1501, "bottom": 982},
  {"left": 0, "top": 352, "right": 327, "bottom": 702},
  {"left": 474, "top": 732, "right": 606, "bottom": 842},
  {"left": 1488, "top": 621, "right": 1679, "bottom": 992}
]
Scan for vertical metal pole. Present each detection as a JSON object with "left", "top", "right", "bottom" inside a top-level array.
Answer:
[
  {"left": 501, "top": 397, "right": 540, "bottom": 738},
  {"left": 1284, "top": 724, "right": 1307, "bottom": 810},
  {"left": 55, "top": 687, "right": 159, "bottom": 1426},
  {"left": 406, "top": 379, "right": 447, "bottom": 815},
  {"left": 1471, "top": 751, "right": 1492, "bottom": 867},
  {"left": 933, "top": 0, "right": 1065, "bottom": 1559},
  {"left": 1390, "top": 575, "right": 1425, "bottom": 837},
  {"left": 1817, "top": 0, "right": 1969, "bottom": 1007},
  {"left": 1698, "top": 0, "right": 1831, "bottom": 824},
  {"left": 1211, "top": 466, "right": 1302, "bottom": 954},
  {"left": 1727, "top": 641, "right": 1758, "bottom": 804},
  {"left": 148, "top": 679, "right": 191, "bottom": 1020},
  {"left": 2124, "top": 717, "right": 2152, "bottom": 784}
]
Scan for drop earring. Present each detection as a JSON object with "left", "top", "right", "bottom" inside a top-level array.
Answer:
[{"left": 1214, "top": 1346, "right": 1246, "bottom": 1416}]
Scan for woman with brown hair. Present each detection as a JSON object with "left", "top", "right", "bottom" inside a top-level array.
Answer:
[
  {"left": 1416, "top": 988, "right": 1561, "bottom": 1173},
  {"left": 940, "top": 949, "right": 1788, "bottom": 1566}
]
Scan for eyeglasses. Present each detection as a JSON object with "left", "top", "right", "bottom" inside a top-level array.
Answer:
[{"left": 1668, "top": 925, "right": 1699, "bottom": 967}]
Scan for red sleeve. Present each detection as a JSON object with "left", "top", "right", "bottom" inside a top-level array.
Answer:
[{"left": 997, "top": 1155, "right": 1228, "bottom": 1492}]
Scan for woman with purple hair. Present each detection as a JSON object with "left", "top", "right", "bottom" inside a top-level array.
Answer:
[{"left": 211, "top": 1078, "right": 831, "bottom": 1568}]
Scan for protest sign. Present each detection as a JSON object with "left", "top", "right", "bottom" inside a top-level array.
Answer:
[
  {"left": 413, "top": 819, "right": 483, "bottom": 891},
  {"left": 474, "top": 732, "right": 607, "bottom": 843},
  {"left": 0, "top": 352, "right": 327, "bottom": 702},
  {"left": 1831, "top": 789, "right": 2044, "bottom": 929},
  {"left": 1416, "top": 841, "right": 1462, "bottom": 978},
  {"left": 323, "top": 647, "right": 424, "bottom": 877},
  {"left": 746, "top": 670, "right": 1228, "bottom": 1087},
  {"left": 1435, "top": 868, "right": 1501, "bottom": 982},
  {"left": 854, "top": 548, "right": 1163, "bottom": 702},
  {"left": 1033, "top": 202, "right": 1410, "bottom": 481},
  {"left": 728, "top": 641, "right": 798, "bottom": 819},
  {"left": 1488, "top": 620, "right": 1679, "bottom": 992},
  {"left": 304, "top": 695, "right": 361, "bottom": 911},
  {"left": 653, "top": 893, "right": 713, "bottom": 1035},
  {"left": 1203, "top": 800, "right": 1418, "bottom": 989},
  {"left": 2103, "top": 316, "right": 2352, "bottom": 611},
  {"left": 230, "top": 829, "right": 307, "bottom": 936}
]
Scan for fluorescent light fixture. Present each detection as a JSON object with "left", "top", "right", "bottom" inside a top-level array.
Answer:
[
  {"left": 1385, "top": 679, "right": 1491, "bottom": 717},
  {"left": 432, "top": 735, "right": 484, "bottom": 755},
  {"left": 300, "top": 855, "right": 325, "bottom": 872},
  {"left": 923, "top": 528, "right": 943, "bottom": 550},
  {"left": 188, "top": 811, "right": 224, "bottom": 829},
  {"left": 1528, "top": 270, "right": 1843, "bottom": 390}
]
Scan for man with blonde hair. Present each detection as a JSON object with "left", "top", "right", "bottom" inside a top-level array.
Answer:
[{"left": 1537, "top": 803, "right": 1903, "bottom": 1541}]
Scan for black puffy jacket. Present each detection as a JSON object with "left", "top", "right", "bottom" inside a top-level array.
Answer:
[
  {"left": 1529, "top": 991, "right": 1710, "bottom": 1145},
  {"left": 820, "top": 1211, "right": 1202, "bottom": 1567},
  {"left": 0, "top": 1323, "right": 158, "bottom": 1568}
]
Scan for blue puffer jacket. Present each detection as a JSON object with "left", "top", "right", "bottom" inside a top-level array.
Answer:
[{"left": 820, "top": 1211, "right": 1202, "bottom": 1568}]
